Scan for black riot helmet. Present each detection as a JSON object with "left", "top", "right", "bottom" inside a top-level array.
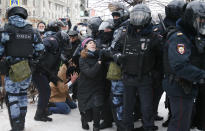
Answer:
[
  {"left": 130, "top": 4, "right": 152, "bottom": 28},
  {"left": 6, "top": 6, "right": 28, "bottom": 19},
  {"left": 98, "top": 19, "right": 114, "bottom": 31},
  {"left": 46, "top": 20, "right": 65, "bottom": 32},
  {"left": 99, "top": 19, "right": 115, "bottom": 45},
  {"left": 55, "top": 31, "right": 71, "bottom": 49},
  {"left": 108, "top": 2, "right": 129, "bottom": 27},
  {"left": 165, "top": 0, "right": 186, "bottom": 21},
  {"left": 183, "top": 1, "right": 205, "bottom": 35},
  {"left": 87, "top": 17, "right": 103, "bottom": 37}
]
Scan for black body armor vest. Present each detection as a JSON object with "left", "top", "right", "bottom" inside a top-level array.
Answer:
[
  {"left": 4, "top": 24, "right": 34, "bottom": 58},
  {"left": 123, "top": 33, "right": 156, "bottom": 75}
]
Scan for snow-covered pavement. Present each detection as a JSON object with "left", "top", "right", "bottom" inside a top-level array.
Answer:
[{"left": 0, "top": 94, "right": 201, "bottom": 131}]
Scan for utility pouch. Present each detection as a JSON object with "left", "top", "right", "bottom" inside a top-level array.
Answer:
[
  {"left": 9, "top": 60, "right": 31, "bottom": 82},
  {"left": 106, "top": 62, "right": 122, "bottom": 80},
  {"left": 178, "top": 78, "right": 193, "bottom": 95}
]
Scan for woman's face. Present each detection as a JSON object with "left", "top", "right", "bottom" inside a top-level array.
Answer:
[
  {"left": 86, "top": 41, "right": 96, "bottom": 52},
  {"left": 38, "top": 23, "right": 45, "bottom": 31}
]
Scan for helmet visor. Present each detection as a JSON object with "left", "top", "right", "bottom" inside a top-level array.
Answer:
[
  {"left": 194, "top": 16, "right": 205, "bottom": 35},
  {"left": 130, "top": 11, "right": 151, "bottom": 26}
]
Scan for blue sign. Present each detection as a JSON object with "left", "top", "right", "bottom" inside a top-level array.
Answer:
[{"left": 10, "top": 0, "right": 19, "bottom": 6}]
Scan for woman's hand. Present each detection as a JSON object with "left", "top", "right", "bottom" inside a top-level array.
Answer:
[{"left": 70, "top": 72, "right": 78, "bottom": 83}]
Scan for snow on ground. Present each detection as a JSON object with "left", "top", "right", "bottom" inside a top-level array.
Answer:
[{"left": 0, "top": 93, "right": 201, "bottom": 131}]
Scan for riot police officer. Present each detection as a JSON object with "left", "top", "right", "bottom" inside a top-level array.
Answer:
[
  {"left": 99, "top": 19, "right": 115, "bottom": 49},
  {"left": 157, "top": 0, "right": 186, "bottom": 127},
  {"left": 163, "top": 1, "right": 205, "bottom": 131},
  {"left": 0, "top": 6, "right": 44, "bottom": 131},
  {"left": 97, "top": 19, "right": 115, "bottom": 129},
  {"left": 87, "top": 17, "right": 103, "bottom": 48},
  {"left": 32, "top": 20, "right": 71, "bottom": 122},
  {"left": 112, "top": 4, "right": 161, "bottom": 131},
  {"left": 108, "top": 2, "right": 129, "bottom": 131},
  {"left": 108, "top": 2, "right": 129, "bottom": 30}
]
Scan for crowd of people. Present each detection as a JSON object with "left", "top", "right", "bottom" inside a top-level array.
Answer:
[{"left": 0, "top": 0, "right": 205, "bottom": 131}]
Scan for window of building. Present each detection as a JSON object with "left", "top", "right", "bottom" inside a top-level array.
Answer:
[
  {"left": 33, "top": 0, "right": 35, "bottom": 7},
  {"left": 49, "top": 2, "right": 51, "bottom": 9},
  {"left": 33, "top": 11, "right": 35, "bottom": 17},
  {"left": 0, "top": 0, "right": 1, "bottom": 5},
  {"left": 23, "top": 0, "right": 27, "bottom": 5}
]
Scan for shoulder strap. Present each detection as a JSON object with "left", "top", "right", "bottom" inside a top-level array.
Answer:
[
  {"left": 122, "top": 26, "right": 129, "bottom": 55},
  {"left": 166, "top": 27, "right": 179, "bottom": 40}
]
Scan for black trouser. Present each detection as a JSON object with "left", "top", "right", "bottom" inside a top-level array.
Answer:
[
  {"left": 32, "top": 73, "right": 51, "bottom": 110},
  {"left": 133, "top": 95, "right": 141, "bottom": 120},
  {"left": 153, "top": 84, "right": 164, "bottom": 116},
  {"left": 123, "top": 75, "right": 154, "bottom": 131},
  {"left": 72, "top": 82, "right": 78, "bottom": 100},
  {"left": 165, "top": 95, "right": 172, "bottom": 119},
  {"left": 194, "top": 86, "right": 205, "bottom": 130},
  {"left": 81, "top": 106, "right": 102, "bottom": 128},
  {"left": 101, "top": 80, "right": 113, "bottom": 124},
  {"left": 93, "top": 106, "right": 102, "bottom": 128},
  {"left": 168, "top": 96, "right": 194, "bottom": 131},
  {"left": 101, "top": 95, "right": 113, "bottom": 124}
]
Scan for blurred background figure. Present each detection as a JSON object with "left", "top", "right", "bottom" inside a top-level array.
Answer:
[
  {"left": 37, "top": 21, "right": 46, "bottom": 37},
  {"left": 59, "top": 18, "right": 72, "bottom": 33}
]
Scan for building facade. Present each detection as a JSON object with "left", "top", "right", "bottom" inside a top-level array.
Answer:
[{"left": 0, "top": 0, "right": 88, "bottom": 27}]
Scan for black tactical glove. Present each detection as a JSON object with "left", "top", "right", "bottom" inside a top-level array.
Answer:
[
  {"left": 98, "top": 49, "right": 106, "bottom": 61},
  {"left": 113, "top": 53, "right": 125, "bottom": 64}
]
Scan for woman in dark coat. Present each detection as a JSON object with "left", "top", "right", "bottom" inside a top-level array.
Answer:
[{"left": 78, "top": 38, "right": 105, "bottom": 131}]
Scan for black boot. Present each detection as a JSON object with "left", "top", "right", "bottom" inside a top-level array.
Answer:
[
  {"left": 19, "top": 113, "right": 26, "bottom": 130},
  {"left": 99, "top": 121, "right": 112, "bottom": 129},
  {"left": 44, "top": 107, "right": 52, "bottom": 116},
  {"left": 43, "top": 108, "right": 52, "bottom": 121},
  {"left": 81, "top": 114, "right": 89, "bottom": 130},
  {"left": 93, "top": 126, "right": 100, "bottom": 131},
  {"left": 10, "top": 121, "right": 22, "bottom": 131},
  {"left": 34, "top": 108, "right": 47, "bottom": 122}
]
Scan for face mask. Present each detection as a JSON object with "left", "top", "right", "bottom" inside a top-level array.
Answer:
[
  {"left": 87, "top": 47, "right": 96, "bottom": 52},
  {"left": 102, "top": 31, "right": 113, "bottom": 43},
  {"left": 81, "top": 30, "right": 87, "bottom": 37},
  {"left": 114, "top": 18, "right": 122, "bottom": 28},
  {"left": 38, "top": 29, "right": 45, "bottom": 33},
  {"left": 62, "top": 30, "right": 68, "bottom": 33}
]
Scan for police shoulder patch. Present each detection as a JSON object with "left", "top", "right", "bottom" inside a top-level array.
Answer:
[{"left": 177, "top": 44, "right": 185, "bottom": 55}]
